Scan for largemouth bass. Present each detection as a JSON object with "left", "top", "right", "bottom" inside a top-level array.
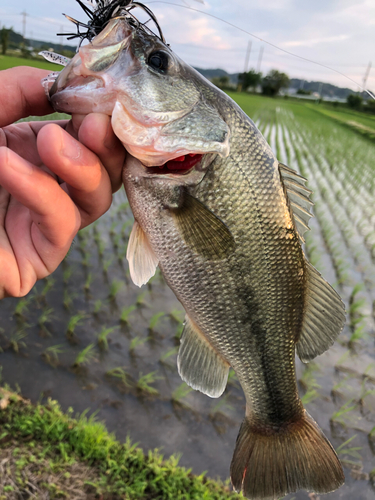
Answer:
[{"left": 47, "top": 5, "right": 346, "bottom": 499}]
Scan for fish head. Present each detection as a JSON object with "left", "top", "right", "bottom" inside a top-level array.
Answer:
[{"left": 49, "top": 15, "right": 230, "bottom": 171}]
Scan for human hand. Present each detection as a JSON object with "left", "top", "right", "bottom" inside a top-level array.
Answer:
[{"left": 0, "top": 66, "right": 126, "bottom": 298}]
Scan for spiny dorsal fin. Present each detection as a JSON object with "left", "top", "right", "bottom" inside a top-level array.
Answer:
[
  {"left": 279, "top": 162, "right": 314, "bottom": 243},
  {"left": 126, "top": 221, "right": 159, "bottom": 287},
  {"left": 172, "top": 193, "right": 235, "bottom": 260},
  {"left": 297, "top": 260, "right": 346, "bottom": 362},
  {"left": 177, "top": 315, "right": 230, "bottom": 398}
]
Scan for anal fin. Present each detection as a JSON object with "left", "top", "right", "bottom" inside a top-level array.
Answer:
[
  {"left": 126, "top": 221, "right": 159, "bottom": 287},
  {"left": 177, "top": 315, "right": 230, "bottom": 398},
  {"left": 297, "top": 261, "right": 346, "bottom": 362}
]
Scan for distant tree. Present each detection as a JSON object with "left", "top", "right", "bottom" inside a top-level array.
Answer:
[
  {"left": 238, "top": 69, "right": 262, "bottom": 92},
  {"left": 261, "top": 70, "right": 290, "bottom": 97},
  {"left": 347, "top": 94, "right": 362, "bottom": 109},
  {"left": 1, "top": 27, "right": 12, "bottom": 55},
  {"left": 211, "top": 75, "right": 231, "bottom": 90},
  {"left": 296, "top": 89, "right": 312, "bottom": 95},
  {"left": 365, "top": 98, "right": 375, "bottom": 114}
]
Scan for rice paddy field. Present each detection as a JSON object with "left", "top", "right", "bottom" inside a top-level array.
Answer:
[{"left": 1, "top": 72, "right": 375, "bottom": 498}]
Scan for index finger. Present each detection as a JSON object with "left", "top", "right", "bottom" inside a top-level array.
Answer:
[{"left": 0, "top": 67, "right": 54, "bottom": 127}]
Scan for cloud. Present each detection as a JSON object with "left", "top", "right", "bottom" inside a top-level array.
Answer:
[{"left": 283, "top": 34, "right": 351, "bottom": 48}]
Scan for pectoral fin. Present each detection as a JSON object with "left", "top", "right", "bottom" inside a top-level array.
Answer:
[
  {"left": 172, "top": 193, "right": 235, "bottom": 260},
  {"left": 126, "top": 221, "right": 159, "bottom": 287},
  {"left": 297, "top": 261, "right": 346, "bottom": 362},
  {"left": 178, "top": 315, "right": 230, "bottom": 398}
]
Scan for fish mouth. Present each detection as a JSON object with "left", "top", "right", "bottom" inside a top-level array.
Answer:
[{"left": 145, "top": 153, "right": 204, "bottom": 175}]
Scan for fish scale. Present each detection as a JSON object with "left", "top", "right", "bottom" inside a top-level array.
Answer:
[{"left": 48, "top": 11, "right": 346, "bottom": 500}]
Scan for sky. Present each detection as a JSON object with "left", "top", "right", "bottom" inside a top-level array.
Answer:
[{"left": 1, "top": 0, "right": 374, "bottom": 91}]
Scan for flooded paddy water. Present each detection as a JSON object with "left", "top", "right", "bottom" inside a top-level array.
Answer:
[{"left": 2, "top": 95, "right": 375, "bottom": 499}]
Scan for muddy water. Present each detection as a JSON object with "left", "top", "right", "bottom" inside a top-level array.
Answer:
[{"left": 1, "top": 99, "right": 375, "bottom": 499}]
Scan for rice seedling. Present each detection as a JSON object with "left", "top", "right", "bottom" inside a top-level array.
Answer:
[
  {"left": 209, "top": 395, "right": 234, "bottom": 419},
  {"left": 38, "top": 307, "right": 54, "bottom": 336},
  {"left": 300, "top": 389, "right": 320, "bottom": 405},
  {"left": 336, "top": 435, "right": 362, "bottom": 462},
  {"left": 97, "top": 326, "right": 119, "bottom": 351},
  {"left": 174, "top": 322, "right": 184, "bottom": 341},
  {"left": 330, "top": 400, "right": 356, "bottom": 426},
  {"left": 109, "top": 279, "right": 123, "bottom": 300},
  {"left": 136, "top": 291, "right": 147, "bottom": 306},
  {"left": 40, "top": 277, "right": 55, "bottom": 299},
  {"left": 42, "top": 344, "right": 66, "bottom": 367},
  {"left": 73, "top": 343, "right": 96, "bottom": 368},
  {"left": 113, "top": 233, "right": 122, "bottom": 250},
  {"left": 349, "top": 325, "right": 367, "bottom": 349},
  {"left": 81, "top": 250, "right": 91, "bottom": 267},
  {"left": 120, "top": 305, "right": 136, "bottom": 324},
  {"left": 8, "top": 329, "right": 28, "bottom": 353},
  {"left": 84, "top": 272, "right": 93, "bottom": 292},
  {"left": 148, "top": 312, "right": 165, "bottom": 333},
  {"left": 227, "top": 369, "right": 239, "bottom": 387},
  {"left": 63, "top": 267, "right": 73, "bottom": 284},
  {"left": 136, "top": 371, "right": 160, "bottom": 396},
  {"left": 171, "top": 382, "right": 193, "bottom": 406},
  {"left": 14, "top": 297, "right": 30, "bottom": 319},
  {"left": 105, "top": 367, "right": 132, "bottom": 388},
  {"left": 93, "top": 299, "right": 105, "bottom": 315},
  {"left": 103, "top": 257, "right": 113, "bottom": 273},
  {"left": 129, "top": 336, "right": 149, "bottom": 355},
  {"left": 66, "top": 313, "right": 86, "bottom": 337},
  {"left": 299, "top": 363, "right": 321, "bottom": 392},
  {"left": 109, "top": 221, "right": 118, "bottom": 236},
  {"left": 159, "top": 346, "right": 178, "bottom": 365},
  {"left": 169, "top": 309, "right": 184, "bottom": 323},
  {"left": 63, "top": 289, "right": 78, "bottom": 310}
]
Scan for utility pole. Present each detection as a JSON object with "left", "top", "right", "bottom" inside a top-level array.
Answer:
[
  {"left": 362, "top": 61, "right": 372, "bottom": 95},
  {"left": 21, "top": 10, "right": 28, "bottom": 47},
  {"left": 256, "top": 45, "right": 264, "bottom": 74},
  {"left": 243, "top": 40, "right": 252, "bottom": 73}
]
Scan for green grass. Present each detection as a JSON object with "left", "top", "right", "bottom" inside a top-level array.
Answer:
[
  {"left": 0, "top": 388, "right": 239, "bottom": 499},
  {"left": 0, "top": 54, "right": 59, "bottom": 72}
]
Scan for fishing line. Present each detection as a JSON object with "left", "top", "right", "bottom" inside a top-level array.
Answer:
[{"left": 148, "top": 1, "right": 375, "bottom": 101}]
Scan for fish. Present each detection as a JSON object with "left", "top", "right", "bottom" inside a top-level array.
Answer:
[{"left": 45, "top": 4, "right": 346, "bottom": 499}]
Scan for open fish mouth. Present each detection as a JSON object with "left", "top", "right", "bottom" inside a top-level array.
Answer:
[{"left": 145, "top": 154, "right": 203, "bottom": 175}]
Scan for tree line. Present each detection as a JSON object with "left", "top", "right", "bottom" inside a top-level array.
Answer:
[{"left": 212, "top": 69, "right": 290, "bottom": 97}]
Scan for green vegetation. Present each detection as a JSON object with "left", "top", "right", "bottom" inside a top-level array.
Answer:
[
  {"left": 0, "top": 388, "right": 239, "bottom": 499},
  {"left": 0, "top": 54, "right": 58, "bottom": 72}
]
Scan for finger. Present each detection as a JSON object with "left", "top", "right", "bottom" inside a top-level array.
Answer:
[
  {"left": 78, "top": 113, "right": 125, "bottom": 193},
  {"left": 0, "top": 147, "right": 80, "bottom": 251},
  {"left": 0, "top": 67, "right": 54, "bottom": 127},
  {"left": 37, "top": 123, "right": 113, "bottom": 227}
]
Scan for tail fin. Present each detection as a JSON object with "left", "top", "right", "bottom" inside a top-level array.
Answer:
[{"left": 230, "top": 410, "right": 344, "bottom": 500}]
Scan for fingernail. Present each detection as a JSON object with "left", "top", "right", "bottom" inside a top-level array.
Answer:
[{"left": 61, "top": 133, "right": 81, "bottom": 160}]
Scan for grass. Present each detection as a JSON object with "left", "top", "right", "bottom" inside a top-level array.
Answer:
[
  {"left": 0, "top": 388, "right": 240, "bottom": 499},
  {"left": 0, "top": 54, "right": 59, "bottom": 72}
]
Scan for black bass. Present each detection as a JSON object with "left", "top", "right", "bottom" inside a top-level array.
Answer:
[{"left": 46, "top": 4, "right": 346, "bottom": 498}]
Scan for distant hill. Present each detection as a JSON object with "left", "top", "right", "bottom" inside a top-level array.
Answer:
[
  {"left": 7, "top": 28, "right": 76, "bottom": 55},
  {"left": 194, "top": 67, "right": 356, "bottom": 100}
]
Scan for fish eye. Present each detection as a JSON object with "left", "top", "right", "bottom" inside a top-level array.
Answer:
[{"left": 147, "top": 51, "right": 169, "bottom": 72}]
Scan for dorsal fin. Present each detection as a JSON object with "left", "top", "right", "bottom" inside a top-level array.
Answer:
[{"left": 279, "top": 163, "right": 314, "bottom": 243}]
